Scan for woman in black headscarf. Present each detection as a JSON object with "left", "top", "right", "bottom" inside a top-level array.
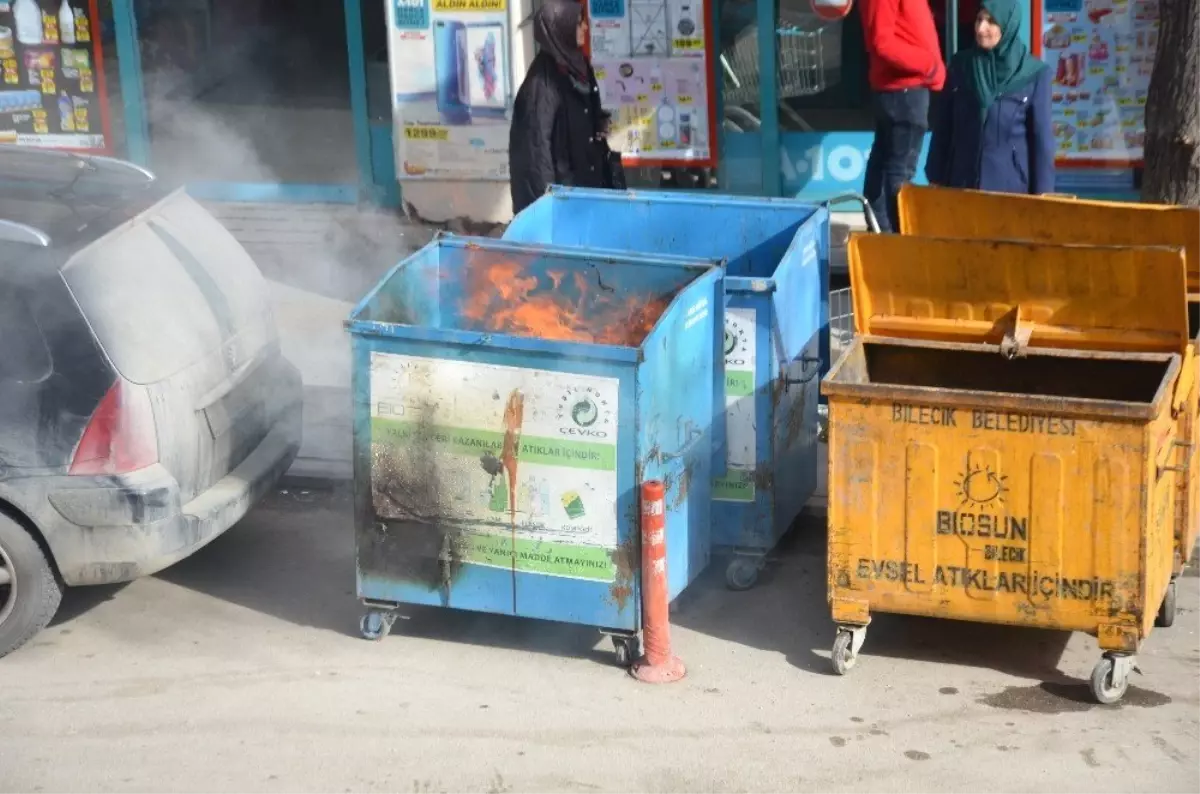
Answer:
[{"left": 508, "top": 0, "right": 621, "bottom": 214}]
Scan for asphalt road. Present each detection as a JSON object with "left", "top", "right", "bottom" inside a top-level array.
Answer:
[{"left": 1, "top": 486, "right": 1197, "bottom": 793}]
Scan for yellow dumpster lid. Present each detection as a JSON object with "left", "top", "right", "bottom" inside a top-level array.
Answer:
[
  {"left": 848, "top": 234, "right": 1190, "bottom": 355},
  {"left": 897, "top": 185, "right": 1200, "bottom": 294}
]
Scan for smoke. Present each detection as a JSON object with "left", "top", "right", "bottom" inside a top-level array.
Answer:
[{"left": 127, "top": 19, "right": 430, "bottom": 478}]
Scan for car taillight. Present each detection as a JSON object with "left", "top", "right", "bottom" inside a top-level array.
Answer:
[{"left": 69, "top": 380, "right": 158, "bottom": 476}]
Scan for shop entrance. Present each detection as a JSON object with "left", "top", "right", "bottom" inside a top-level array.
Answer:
[
  {"left": 120, "top": 0, "right": 365, "bottom": 197},
  {"left": 717, "top": 0, "right": 982, "bottom": 198}
]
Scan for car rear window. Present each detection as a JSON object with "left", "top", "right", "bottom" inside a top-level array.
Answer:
[{"left": 62, "top": 192, "right": 272, "bottom": 385}]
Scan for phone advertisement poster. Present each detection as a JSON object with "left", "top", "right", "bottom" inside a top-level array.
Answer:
[
  {"left": 1035, "top": 0, "right": 1159, "bottom": 166},
  {"left": 388, "top": 0, "right": 512, "bottom": 180},
  {"left": 587, "top": 0, "right": 717, "bottom": 166}
]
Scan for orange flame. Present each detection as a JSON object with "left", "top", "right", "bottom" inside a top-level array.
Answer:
[{"left": 460, "top": 253, "right": 671, "bottom": 346}]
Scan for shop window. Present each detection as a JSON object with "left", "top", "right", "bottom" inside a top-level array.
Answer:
[
  {"left": 775, "top": 4, "right": 863, "bottom": 132},
  {"left": 702, "top": 0, "right": 976, "bottom": 137},
  {"left": 709, "top": 0, "right": 973, "bottom": 197},
  {"left": 134, "top": 0, "right": 357, "bottom": 185}
]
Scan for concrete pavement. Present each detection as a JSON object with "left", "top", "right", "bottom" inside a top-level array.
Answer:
[{"left": 0, "top": 487, "right": 1196, "bottom": 793}]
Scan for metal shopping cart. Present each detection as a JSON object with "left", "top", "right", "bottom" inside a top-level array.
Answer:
[
  {"left": 818, "top": 193, "right": 880, "bottom": 442},
  {"left": 825, "top": 193, "right": 879, "bottom": 364},
  {"left": 828, "top": 284, "right": 855, "bottom": 360},
  {"left": 720, "top": 25, "right": 835, "bottom": 132}
]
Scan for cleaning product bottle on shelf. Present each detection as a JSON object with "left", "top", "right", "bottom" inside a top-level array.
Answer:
[
  {"left": 59, "top": 0, "right": 76, "bottom": 45},
  {"left": 57, "top": 91, "right": 74, "bottom": 131},
  {"left": 14, "top": 0, "right": 43, "bottom": 46},
  {"left": 41, "top": 1, "right": 59, "bottom": 44}
]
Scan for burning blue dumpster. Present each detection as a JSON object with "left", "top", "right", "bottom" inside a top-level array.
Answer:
[
  {"left": 505, "top": 187, "right": 829, "bottom": 590},
  {"left": 345, "top": 237, "right": 723, "bottom": 664}
]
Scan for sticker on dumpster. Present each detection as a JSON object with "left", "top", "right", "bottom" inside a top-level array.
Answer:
[
  {"left": 714, "top": 308, "right": 756, "bottom": 502},
  {"left": 369, "top": 353, "right": 620, "bottom": 582}
]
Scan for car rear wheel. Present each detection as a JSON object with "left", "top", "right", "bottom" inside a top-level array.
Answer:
[{"left": 0, "top": 514, "right": 62, "bottom": 658}]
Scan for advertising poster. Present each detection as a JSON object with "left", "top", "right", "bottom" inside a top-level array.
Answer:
[
  {"left": 0, "top": 0, "right": 110, "bottom": 152},
  {"left": 1037, "top": 0, "right": 1159, "bottom": 165},
  {"left": 588, "top": 0, "right": 716, "bottom": 165},
  {"left": 369, "top": 353, "right": 620, "bottom": 582},
  {"left": 387, "top": 0, "right": 511, "bottom": 180}
]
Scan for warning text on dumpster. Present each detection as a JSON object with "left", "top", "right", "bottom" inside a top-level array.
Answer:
[
  {"left": 891, "top": 404, "right": 1078, "bottom": 437},
  {"left": 369, "top": 353, "right": 620, "bottom": 582}
]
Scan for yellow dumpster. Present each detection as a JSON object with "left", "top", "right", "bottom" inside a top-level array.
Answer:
[
  {"left": 897, "top": 184, "right": 1200, "bottom": 623},
  {"left": 822, "top": 234, "right": 1189, "bottom": 705}
]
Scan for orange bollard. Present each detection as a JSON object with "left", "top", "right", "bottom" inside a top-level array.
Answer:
[{"left": 631, "top": 480, "right": 686, "bottom": 684}]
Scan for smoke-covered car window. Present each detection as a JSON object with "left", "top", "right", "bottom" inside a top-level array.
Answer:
[
  {"left": 0, "top": 282, "right": 51, "bottom": 384},
  {"left": 62, "top": 220, "right": 221, "bottom": 386}
]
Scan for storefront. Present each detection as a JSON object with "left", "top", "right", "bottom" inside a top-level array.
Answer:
[
  {"left": 608, "top": 0, "right": 1154, "bottom": 200},
  {"left": 2, "top": 0, "right": 1152, "bottom": 210},
  {"left": 0, "top": 0, "right": 398, "bottom": 205},
  {"left": 720, "top": 0, "right": 1152, "bottom": 200},
  {"left": 380, "top": 0, "right": 1153, "bottom": 216}
]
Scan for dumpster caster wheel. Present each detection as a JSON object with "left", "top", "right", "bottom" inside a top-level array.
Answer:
[
  {"left": 612, "top": 636, "right": 639, "bottom": 668},
  {"left": 359, "top": 610, "right": 393, "bottom": 642},
  {"left": 725, "top": 557, "right": 761, "bottom": 591},
  {"left": 1155, "top": 579, "right": 1177, "bottom": 628},
  {"left": 830, "top": 633, "right": 868, "bottom": 676},
  {"left": 1090, "top": 654, "right": 1134, "bottom": 705}
]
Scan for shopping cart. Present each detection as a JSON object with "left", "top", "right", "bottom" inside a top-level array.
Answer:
[
  {"left": 817, "top": 193, "right": 880, "bottom": 441},
  {"left": 720, "top": 25, "right": 834, "bottom": 131},
  {"left": 825, "top": 194, "right": 880, "bottom": 365},
  {"left": 828, "top": 285, "right": 855, "bottom": 362}
]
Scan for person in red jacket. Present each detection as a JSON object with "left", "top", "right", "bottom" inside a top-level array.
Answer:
[{"left": 859, "top": 0, "right": 946, "bottom": 232}]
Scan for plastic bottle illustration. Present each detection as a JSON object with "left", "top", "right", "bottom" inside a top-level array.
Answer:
[
  {"left": 14, "top": 0, "right": 44, "bottom": 46},
  {"left": 41, "top": 4, "right": 59, "bottom": 44},
  {"left": 59, "top": 0, "right": 76, "bottom": 45},
  {"left": 524, "top": 478, "right": 539, "bottom": 519},
  {"left": 73, "top": 7, "right": 90, "bottom": 43},
  {"left": 57, "top": 91, "right": 74, "bottom": 131},
  {"left": 488, "top": 475, "right": 509, "bottom": 513}
]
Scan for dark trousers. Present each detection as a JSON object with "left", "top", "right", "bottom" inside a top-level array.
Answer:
[{"left": 863, "top": 87, "right": 930, "bottom": 233}]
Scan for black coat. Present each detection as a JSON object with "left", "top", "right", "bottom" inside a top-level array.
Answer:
[{"left": 509, "top": 52, "right": 611, "bottom": 214}]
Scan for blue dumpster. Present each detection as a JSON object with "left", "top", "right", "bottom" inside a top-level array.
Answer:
[
  {"left": 346, "top": 236, "right": 724, "bottom": 664},
  {"left": 505, "top": 187, "right": 830, "bottom": 590}
]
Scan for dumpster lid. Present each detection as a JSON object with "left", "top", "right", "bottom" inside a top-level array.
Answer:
[{"left": 848, "top": 235, "right": 1190, "bottom": 356}]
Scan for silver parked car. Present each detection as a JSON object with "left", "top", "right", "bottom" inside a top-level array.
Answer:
[{"left": 0, "top": 146, "right": 303, "bottom": 656}]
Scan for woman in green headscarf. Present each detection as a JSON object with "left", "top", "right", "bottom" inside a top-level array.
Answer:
[{"left": 925, "top": 0, "right": 1056, "bottom": 194}]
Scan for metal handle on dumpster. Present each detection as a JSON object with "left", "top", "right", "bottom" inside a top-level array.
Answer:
[
  {"left": 822, "top": 192, "right": 882, "bottom": 234},
  {"left": 655, "top": 420, "right": 703, "bottom": 463},
  {"left": 999, "top": 309, "right": 1033, "bottom": 360},
  {"left": 770, "top": 319, "right": 824, "bottom": 389},
  {"left": 1158, "top": 439, "right": 1194, "bottom": 476},
  {"left": 785, "top": 356, "right": 824, "bottom": 386}
]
